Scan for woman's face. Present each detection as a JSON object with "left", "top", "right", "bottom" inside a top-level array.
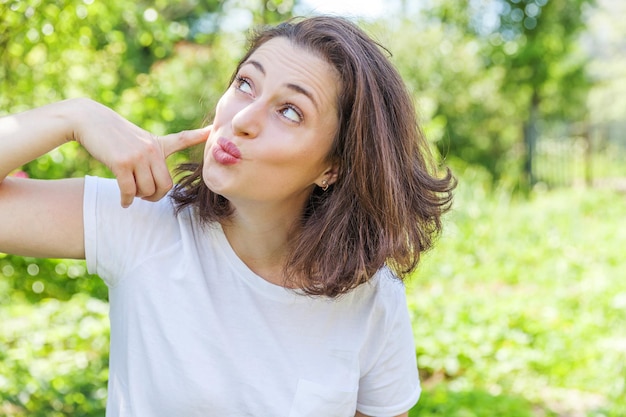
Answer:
[{"left": 203, "top": 37, "right": 339, "bottom": 213}]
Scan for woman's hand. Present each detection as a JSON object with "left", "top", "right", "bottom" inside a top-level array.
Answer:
[{"left": 70, "top": 98, "right": 211, "bottom": 207}]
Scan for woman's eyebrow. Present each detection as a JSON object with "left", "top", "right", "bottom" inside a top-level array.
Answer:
[
  {"left": 244, "top": 59, "right": 265, "bottom": 75},
  {"left": 286, "top": 83, "right": 318, "bottom": 110},
  {"left": 242, "top": 59, "right": 319, "bottom": 111}
]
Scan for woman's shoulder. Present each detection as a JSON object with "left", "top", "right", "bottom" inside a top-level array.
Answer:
[
  {"left": 371, "top": 266, "right": 406, "bottom": 294},
  {"left": 346, "top": 266, "right": 407, "bottom": 312}
]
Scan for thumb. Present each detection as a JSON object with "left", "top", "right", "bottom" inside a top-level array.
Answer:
[{"left": 160, "top": 125, "right": 212, "bottom": 157}]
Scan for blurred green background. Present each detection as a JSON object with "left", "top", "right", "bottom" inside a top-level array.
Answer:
[{"left": 1, "top": 0, "right": 625, "bottom": 415}]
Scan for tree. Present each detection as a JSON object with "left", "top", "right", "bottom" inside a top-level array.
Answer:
[
  {"left": 489, "top": 0, "right": 593, "bottom": 186},
  {"left": 407, "top": 0, "right": 594, "bottom": 185},
  {"left": 381, "top": 13, "right": 522, "bottom": 182}
]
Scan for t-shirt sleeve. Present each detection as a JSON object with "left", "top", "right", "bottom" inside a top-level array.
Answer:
[
  {"left": 83, "top": 175, "right": 181, "bottom": 287},
  {"left": 356, "top": 274, "right": 422, "bottom": 416}
]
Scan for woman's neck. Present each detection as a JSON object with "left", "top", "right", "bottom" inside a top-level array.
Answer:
[{"left": 220, "top": 204, "right": 300, "bottom": 287}]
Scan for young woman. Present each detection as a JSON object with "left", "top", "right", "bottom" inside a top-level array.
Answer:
[{"left": 0, "top": 16, "right": 454, "bottom": 417}]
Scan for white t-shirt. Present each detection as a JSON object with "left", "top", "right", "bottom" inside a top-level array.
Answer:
[{"left": 83, "top": 176, "right": 421, "bottom": 417}]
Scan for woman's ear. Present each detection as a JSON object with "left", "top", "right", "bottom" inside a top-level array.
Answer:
[{"left": 316, "top": 163, "right": 340, "bottom": 188}]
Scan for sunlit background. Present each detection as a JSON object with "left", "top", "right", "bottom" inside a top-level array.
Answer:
[{"left": 1, "top": 0, "right": 625, "bottom": 416}]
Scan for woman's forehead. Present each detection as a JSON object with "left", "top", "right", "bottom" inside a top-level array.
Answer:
[{"left": 244, "top": 38, "right": 340, "bottom": 112}]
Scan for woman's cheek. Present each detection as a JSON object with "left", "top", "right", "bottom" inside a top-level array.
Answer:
[{"left": 213, "top": 91, "right": 235, "bottom": 122}]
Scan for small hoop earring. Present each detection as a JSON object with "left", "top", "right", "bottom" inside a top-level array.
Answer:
[{"left": 321, "top": 179, "right": 329, "bottom": 192}]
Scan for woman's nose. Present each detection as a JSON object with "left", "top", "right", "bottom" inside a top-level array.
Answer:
[{"left": 232, "top": 101, "right": 264, "bottom": 138}]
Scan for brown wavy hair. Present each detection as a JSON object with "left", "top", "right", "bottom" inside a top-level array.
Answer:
[{"left": 171, "top": 15, "right": 456, "bottom": 297}]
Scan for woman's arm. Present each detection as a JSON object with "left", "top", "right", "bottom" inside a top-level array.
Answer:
[
  {"left": 0, "top": 98, "right": 209, "bottom": 259},
  {"left": 0, "top": 176, "right": 86, "bottom": 258}
]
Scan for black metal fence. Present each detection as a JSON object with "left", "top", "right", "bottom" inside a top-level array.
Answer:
[{"left": 531, "top": 121, "right": 626, "bottom": 189}]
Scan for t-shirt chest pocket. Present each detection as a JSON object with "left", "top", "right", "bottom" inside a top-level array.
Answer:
[{"left": 288, "top": 349, "right": 359, "bottom": 417}]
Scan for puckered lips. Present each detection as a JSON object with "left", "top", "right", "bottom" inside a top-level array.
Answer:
[{"left": 212, "top": 137, "right": 241, "bottom": 165}]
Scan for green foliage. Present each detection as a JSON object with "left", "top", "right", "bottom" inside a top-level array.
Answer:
[
  {"left": 494, "top": 0, "right": 592, "bottom": 126},
  {"left": 0, "top": 0, "right": 204, "bottom": 111},
  {"left": 408, "top": 166, "right": 626, "bottom": 416},
  {"left": 0, "top": 294, "right": 109, "bottom": 416},
  {"left": 377, "top": 0, "right": 594, "bottom": 184},
  {"left": 0, "top": 255, "right": 107, "bottom": 303},
  {"left": 411, "top": 385, "right": 552, "bottom": 417},
  {"left": 381, "top": 19, "right": 522, "bottom": 183},
  {"left": 250, "top": 0, "right": 297, "bottom": 25}
]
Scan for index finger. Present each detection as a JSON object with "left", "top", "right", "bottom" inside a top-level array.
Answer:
[{"left": 160, "top": 125, "right": 211, "bottom": 158}]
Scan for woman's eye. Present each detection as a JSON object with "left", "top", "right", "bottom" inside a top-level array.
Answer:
[
  {"left": 281, "top": 105, "right": 303, "bottom": 123},
  {"left": 235, "top": 76, "right": 253, "bottom": 94}
]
